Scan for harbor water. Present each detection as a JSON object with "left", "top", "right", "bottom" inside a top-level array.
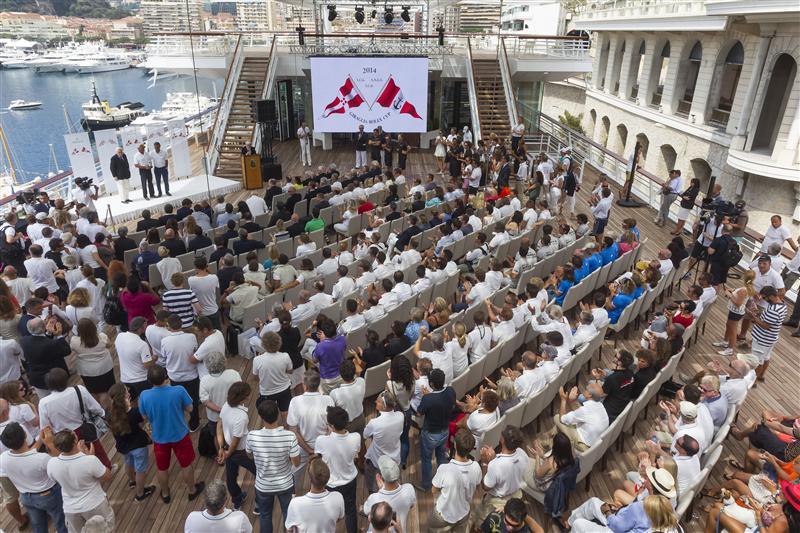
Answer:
[{"left": 0, "top": 67, "right": 219, "bottom": 183}]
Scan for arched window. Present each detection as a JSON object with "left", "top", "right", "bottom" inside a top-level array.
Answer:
[
  {"left": 588, "top": 109, "right": 597, "bottom": 139},
  {"left": 615, "top": 123, "right": 629, "bottom": 154},
  {"left": 630, "top": 40, "right": 646, "bottom": 100},
  {"left": 690, "top": 158, "right": 712, "bottom": 192},
  {"left": 635, "top": 133, "right": 650, "bottom": 163},
  {"left": 597, "top": 41, "right": 610, "bottom": 90},
  {"left": 600, "top": 116, "right": 611, "bottom": 148},
  {"left": 660, "top": 144, "right": 677, "bottom": 175},
  {"left": 677, "top": 41, "right": 702, "bottom": 116},
  {"left": 709, "top": 41, "right": 744, "bottom": 126},
  {"left": 610, "top": 40, "right": 625, "bottom": 95},
  {"left": 752, "top": 54, "right": 797, "bottom": 152},
  {"left": 650, "top": 41, "right": 671, "bottom": 106}
]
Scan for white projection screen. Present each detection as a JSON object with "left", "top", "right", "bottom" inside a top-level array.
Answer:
[{"left": 310, "top": 56, "right": 429, "bottom": 133}]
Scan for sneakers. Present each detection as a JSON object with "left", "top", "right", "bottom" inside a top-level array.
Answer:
[
  {"left": 110, "top": 464, "right": 120, "bottom": 476},
  {"left": 135, "top": 486, "right": 156, "bottom": 502},
  {"left": 233, "top": 491, "right": 247, "bottom": 511},
  {"left": 189, "top": 422, "right": 200, "bottom": 433},
  {"left": 188, "top": 481, "right": 205, "bottom": 501},
  {"left": 717, "top": 348, "right": 734, "bottom": 356},
  {"left": 711, "top": 341, "right": 729, "bottom": 348}
]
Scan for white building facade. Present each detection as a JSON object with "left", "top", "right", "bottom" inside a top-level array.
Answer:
[{"left": 553, "top": 0, "right": 800, "bottom": 229}]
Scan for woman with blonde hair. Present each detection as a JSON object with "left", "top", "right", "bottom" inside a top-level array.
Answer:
[
  {"left": 713, "top": 269, "right": 757, "bottom": 356},
  {"left": 0, "top": 380, "right": 39, "bottom": 440},
  {"left": 425, "top": 296, "right": 451, "bottom": 330},
  {"left": 70, "top": 318, "right": 116, "bottom": 408},
  {"left": 155, "top": 246, "right": 181, "bottom": 290},
  {"left": 444, "top": 321, "right": 470, "bottom": 376},
  {"left": 496, "top": 376, "right": 520, "bottom": 415},
  {"left": 644, "top": 494, "right": 683, "bottom": 532},
  {"left": 273, "top": 218, "right": 290, "bottom": 241},
  {"left": 181, "top": 215, "right": 198, "bottom": 245},
  {"left": 65, "top": 287, "right": 98, "bottom": 335}
]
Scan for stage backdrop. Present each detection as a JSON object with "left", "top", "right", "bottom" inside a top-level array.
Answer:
[{"left": 310, "top": 57, "right": 428, "bottom": 133}]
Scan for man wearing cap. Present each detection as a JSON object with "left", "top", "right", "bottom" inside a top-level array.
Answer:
[
  {"left": 607, "top": 468, "right": 677, "bottom": 531},
  {"left": 552, "top": 383, "right": 609, "bottom": 452},
  {"left": 362, "top": 456, "right": 416, "bottom": 533},
  {"left": 652, "top": 400, "right": 708, "bottom": 454},
  {"left": 739, "top": 256, "right": 785, "bottom": 341}
]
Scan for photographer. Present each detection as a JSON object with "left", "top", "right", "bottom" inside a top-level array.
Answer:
[
  {"left": 729, "top": 200, "right": 749, "bottom": 242},
  {"left": 0, "top": 211, "right": 27, "bottom": 275},
  {"left": 707, "top": 224, "right": 738, "bottom": 287},
  {"left": 683, "top": 210, "right": 721, "bottom": 277},
  {"left": 73, "top": 177, "right": 99, "bottom": 212}
]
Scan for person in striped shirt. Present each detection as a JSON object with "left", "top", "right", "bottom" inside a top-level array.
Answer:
[
  {"left": 246, "top": 399, "right": 300, "bottom": 533},
  {"left": 161, "top": 272, "right": 201, "bottom": 330},
  {"left": 746, "top": 286, "right": 787, "bottom": 383}
]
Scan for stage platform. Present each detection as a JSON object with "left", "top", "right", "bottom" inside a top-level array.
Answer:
[{"left": 94, "top": 174, "right": 242, "bottom": 227}]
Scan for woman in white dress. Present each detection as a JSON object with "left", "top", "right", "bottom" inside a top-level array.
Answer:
[
  {"left": 76, "top": 265, "right": 106, "bottom": 328},
  {"left": 444, "top": 321, "right": 470, "bottom": 377},
  {"left": 334, "top": 201, "right": 358, "bottom": 234},
  {"left": 434, "top": 129, "right": 448, "bottom": 174},
  {"left": 65, "top": 287, "right": 99, "bottom": 335}
]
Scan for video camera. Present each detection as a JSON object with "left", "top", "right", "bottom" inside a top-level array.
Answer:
[
  {"left": 74, "top": 177, "right": 95, "bottom": 190},
  {"left": 15, "top": 188, "right": 39, "bottom": 205},
  {"left": 698, "top": 198, "right": 740, "bottom": 226}
]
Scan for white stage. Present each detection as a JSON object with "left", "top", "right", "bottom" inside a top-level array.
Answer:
[{"left": 94, "top": 174, "right": 242, "bottom": 226}]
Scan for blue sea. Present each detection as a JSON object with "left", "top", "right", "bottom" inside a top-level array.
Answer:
[{"left": 0, "top": 67, "right": 219, "bottom": 182}]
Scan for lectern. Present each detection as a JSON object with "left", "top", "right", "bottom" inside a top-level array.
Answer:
[{"left": 242, "top": 154, "right": 262, "bottom": 190}]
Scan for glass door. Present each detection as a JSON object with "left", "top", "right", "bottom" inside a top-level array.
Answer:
[{"left": 277, "top": 79, "right": 293, "bottom": 140}]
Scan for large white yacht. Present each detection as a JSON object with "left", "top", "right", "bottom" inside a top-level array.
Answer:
[{"left": 73, "top": 54, "right": 132, "bottom": 74}]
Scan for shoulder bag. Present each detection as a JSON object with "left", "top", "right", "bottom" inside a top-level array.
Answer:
[{"left": 74, "top": 385, "right": 108, "bottom": 442}]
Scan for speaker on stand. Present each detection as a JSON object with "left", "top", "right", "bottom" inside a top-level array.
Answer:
[{"left": 255, "top": 99, "right": 281, "bottom": 182}]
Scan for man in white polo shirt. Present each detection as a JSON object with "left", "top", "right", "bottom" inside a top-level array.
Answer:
[
  {"left": 552, "top": 382, "right": 609, "bottom": 452},
  {"left": 329, "top": 360, "right": 366, "bottom": 434},
  {"left": 286, "top": 370, "right": 334, "bottom": 490},
  {"left": 474, "top": 426, "right": 529, "bottom": 526},
  {"left": 161, "top": 314, "right": 201, "bottom": 432},
  {"left": 363, "top": 392, "right": 404, "bottom": 494},
  {"left": 429, "top": 428, "right": 482, "bottom": 531},
  {"left": 314, "top": 406, "right": 360, "bottom": 533},
  {"left": 363, "top": 456, "right": 417, "bottom": 533},
  {"left": 115, "top": 317, "right": 155, "bottom": 399},
  {"left": 188, "top": 256, "right": 221, "bottom": 330},
  {"left": 285, "top": 458, "right": 344, "bottom": 533},
  {"left": 184, "top": 480, "right": 252, "bottom": 533},
  {"left": 23, "top": 245, "right": 60, "bottom": 296},
  {"left": 150, "top": 141, "right": 170, "bottom": 197},
  {"left": 216, "top": 382, "right": 256, "bottom": 511}
]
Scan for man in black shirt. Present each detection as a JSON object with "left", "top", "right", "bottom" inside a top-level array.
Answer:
[
  {"left": 221, "top": 220, "right": 238, "bottom": 247},
  {"left": 416, "top": 367, "right": 455, "bottom": 491},
  {"left": 263, "top": 179, "right": 283, "bottom": 210},
  {"left": 706, "top": 223, "right": 735, "bottom": 286},
  {"left": 216, "top": 254, "right": 239, "bottom": 293},
  {"left": 113, "top": 227, "right": 138, "bottom": 261},
  {"left": 268, "top": 202, "right": 292, "bottom": 228},
  {"left": 209, "top": 235, "right": 232, "bottom": 265},
  {"left": 136, "top": 209, "right": 162, "bottom": 232},
  {"left": 631, "top": 349, "right": 659, "bottom": 399},
  {"left": 239, "top": 212, "right": 263, "bottom": 234},
  {"left": 158, "top": 204, "right": 177, "bottom": 227},
  {"left": 176, "top": 198, "right": 193, "bottom": 221},
  {"left": 187, "top": 226, "right": 212, "bottom": 252},
  {"left": 232, "top": 228, "right": 265, "bottom": 255},
  {"left": 159, "top": 228, "right": 187, "bottom": 257},
  {"left": 395, "top": 216, "right": 422, "bottom": 251},
  {"left": 19, "top": 318, "right": 71, "bottom": 394},
  {"left": 369, "top": 128, "right": 383, "bottom": 164},
  {"left": 385, "top": 203, "right": 402, "bottom": 222},
  {"left": 355, "top": 124, "right": 368, "bottom": 168},
  {"left": 592, "top": 349, "right": 634, "bottom": 422},
  {"left": 285, "top": 214, "right": 305, "bottom": 238},
  {"left": 410, "top": 192, "right": 425, "bottom": 213}
]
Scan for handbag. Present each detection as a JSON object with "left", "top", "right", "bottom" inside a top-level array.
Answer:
[{"left": 74, "top": 386, "right": 108, "bottom": 442}]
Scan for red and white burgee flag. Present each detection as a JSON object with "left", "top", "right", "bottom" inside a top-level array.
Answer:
[
  {"left": 375, "top": 76, "right": 422, "bottom": 119},
  {"left": 322, "top": 76, "right": 365, "bottom": 117}
]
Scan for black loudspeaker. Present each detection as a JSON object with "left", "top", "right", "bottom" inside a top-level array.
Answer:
[
  {"left": 256, "top": 100, "right": 277, "bottom": 123},
  {"left": 262, "top": 162, "right": 282, "bottom": 181}
]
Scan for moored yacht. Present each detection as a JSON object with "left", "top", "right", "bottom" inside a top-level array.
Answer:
[{"left": 73, "top": 54, "right": 132, "bottom": 74}]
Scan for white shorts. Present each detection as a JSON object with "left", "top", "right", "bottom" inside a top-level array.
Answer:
[
  {"left": 751, "top": 339, "right": 774, "bottom": 363},
  {"left": 290, "top": 366, "right": 304, "bottom": 388}
]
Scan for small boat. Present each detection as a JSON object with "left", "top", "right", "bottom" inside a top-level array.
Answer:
[
  {"left": 8, "top": 100, "right": 43, "bottom": 110},
  {"left": 80, "top": 82, "right": 146, "bottom": 131}
]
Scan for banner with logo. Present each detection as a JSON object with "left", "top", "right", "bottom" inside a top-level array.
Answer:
[
  {"left": 63, "top": 132, "right": 98, "bottom": 183},
  {"left": 120, "top": 126, "right": 144, "bottom": 189},
  {"left": 310, "top": 56, "right": 429, "bottom": 132},
  {"left": 145, "top": 124, "right": 168, "bottom": 152},
  {"left": 93, "top": 129, "right": 119, "bottom": 194},
  {"left": 168, "top": 118, "right": 191, "bottom": 178}
]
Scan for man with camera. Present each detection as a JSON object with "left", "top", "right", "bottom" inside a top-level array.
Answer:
[
  {"left": 684, "top": 205, "right": 724, "bottom": 278},
  {"left": 655, "top": 169, "right": 681, "bottom": 227},
  {"left": 707, "top": 224, "right": 739, "bottom": 288},
  {"left": 0, "top": 211, "right": 27, "bottom": 275},
  {"left": 72, "top": 177, "right": 98, "bottom": 212},
  {"left": 134, "top": 144, "right": 156, "bottom": 200}
]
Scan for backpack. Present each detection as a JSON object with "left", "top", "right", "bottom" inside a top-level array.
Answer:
[{"left": 724, "top": 236, "right": 743, "bottom": 268}]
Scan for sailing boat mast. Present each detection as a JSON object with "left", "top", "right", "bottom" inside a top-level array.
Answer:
[
  {"left": 0, "top": 125, "right": 18, "bottom": 185},
  {"left": 63, "top": 104, "right": 74, "bottom": 134}
]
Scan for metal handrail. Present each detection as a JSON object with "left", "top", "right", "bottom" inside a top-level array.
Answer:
[
  {"left": 465, "top": 38, "right": 482, "bottom": 143},
  {"left": 499, "top": 38, "right": 518, "bottom": 127},
  {"left": 502, "top": 36, "right": 592, "bottom": 59},
  {"left": 156, "top": 30, "right": 591, "bottom": 41},
  {"left": 205, "top": 34, "right": 244, "bottom": 174},
  {"left": 574, "top": 0, "right": 706, "bottom": 18},
  {"left": 252, "top": 36, "right": 278, "bottom": 153}
]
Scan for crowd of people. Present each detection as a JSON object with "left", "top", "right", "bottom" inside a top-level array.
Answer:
[{"left": 0, "top": 125, "right": 798, "bottom": 533}]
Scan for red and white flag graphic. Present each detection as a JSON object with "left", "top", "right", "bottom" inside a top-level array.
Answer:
[
  {"left": 375, "top": 76, "right": 422, "bottom": 119},
  {"left": 323, "top": 76, "right": 365, "bottom": 117}
]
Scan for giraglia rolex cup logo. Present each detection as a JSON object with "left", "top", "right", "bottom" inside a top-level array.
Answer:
[{"left": 322, "top": 75, "right": 422, "bottom": 122}]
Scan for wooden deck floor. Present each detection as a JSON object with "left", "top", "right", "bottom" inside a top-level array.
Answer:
[{"left": 4, "top": 140, "right": 798, "bottom": 533}]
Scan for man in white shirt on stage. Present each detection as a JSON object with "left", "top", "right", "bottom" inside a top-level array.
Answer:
[
  {"left": 134, "top": 144, "right": 156, "bottom": 200},
  {"left": 354, "top": 124, "right": 368, "bottom": 169},
  {"left": 150, "top": 142, "right": 171, "bottom": 198},
  {"left": 510, "top": 116, "right": 525, "bottom": 151},
  {"left": 297, "top": 122, "right": 312, "bottom": 167}
]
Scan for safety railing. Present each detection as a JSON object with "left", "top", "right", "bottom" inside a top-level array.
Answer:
[
  {"left": 573, "top": 0, "right": 707, "bottom": 20},
  {"left": 252, "top": 36, "right": 278, "bottom": 154},
  {"left": 502, "top": 36, "right": 591, "bottom": 60},
  {"left": 205, "top": 34, "right": 243, "bottom": 175},
  {"left": 499, "top": 38, "right": 519, "bottom": 128},
  {"left": 465, "top": 38, "right": 482, "bottom": 143},
  {"left": 145, "top": 34, "right": 238, "bottom": 57}
]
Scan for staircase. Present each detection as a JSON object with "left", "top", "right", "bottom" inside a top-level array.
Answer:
[
  {"left": 214, "top": 55, "right": 269, "bottom": 179},
  {"left": 472, "top": 58, "right": 511, "bottom": 140}
]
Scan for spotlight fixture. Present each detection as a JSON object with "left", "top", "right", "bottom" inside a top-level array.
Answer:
[
  {"left": 296, "top": 25, "right": 305, "bottom": 45},
  {"left": 400, "top": 6, "right": 410, "bottom": 22},
  {"left": 354, "top": 6, "right": 365, "bottom": 23},
  {"left": 437, "top": 26, "right": 444, "bottom": 46},
  {"left": 371, "top": 9, "right": 377, "bottom": 18},
  {"left": 384, "top": 7, "right": 393, "bottom": 24},
  {"left": 327, "top": 4, "right": 337, "bottom": 21}
]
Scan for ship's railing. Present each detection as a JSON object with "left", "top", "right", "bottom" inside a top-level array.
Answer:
[
  {"left": 206, "top": 34, "right": 243, "bottom": 175},
  {"left": 498, "top": 37, "right": 519, "bottom": 127},
  {"left": 502, "top": 36, "right": 591, "bottom": 59},
  {"left": 145, "top": 34, "right": 238, "bottom": 57},
  {"left": 573, "top": 0, "right": 707, "bottom": 20},
  {"left": 465, "top": 38, "right": 482, "bottom": 143},
  {"left": 252, "top": 36, "right": 278, "bottom": 154}
]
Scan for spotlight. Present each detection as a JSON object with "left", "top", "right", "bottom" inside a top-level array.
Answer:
[
  {"left": 371, "top": 9, "right": 377, "bottom": 18},
  {"left": 327, "top": 4, "right": 337, "bottom": 21},
  {"left": 384, "top": 7, "right": 393, "bottom": 24},
  {"left": 354, "top": 6, "right": 364, "bottom": 23},
  {"left": 296, "top": 25, "right": 305, "bottom": 45},
  {"left": 437, "top": 26, "right": 444, "bottom": 46},
  {"left": 400, "top": 6, "right": 410, "bottom": 22}
]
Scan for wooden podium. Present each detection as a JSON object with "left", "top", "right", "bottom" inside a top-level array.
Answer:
[{"left": 241, "top": 154, "right": 262, "bottom": 189}]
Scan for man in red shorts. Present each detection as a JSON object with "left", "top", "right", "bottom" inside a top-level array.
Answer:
[{"left": 139, "top": 365, "right": 205, "bottom": 503}]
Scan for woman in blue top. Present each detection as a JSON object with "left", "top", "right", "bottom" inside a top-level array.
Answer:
[
  {"left": 607, "top": 278, "right": 635, "bottom": 324},
  {"left": 631, "top": 271, "right": 646, "bottom": 299},
  {"left": 600, "top": 236, "right": 620, "bottom": 265},
  {"left": 547, "top": 264, "right": 575, "bottom": 306},
  {"left": 622, "top": 217, "right": 641, "bottom": 241}
]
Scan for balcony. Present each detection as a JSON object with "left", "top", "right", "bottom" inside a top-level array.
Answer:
[
  {"left": 573, "top": 0, "right": 728, "bottom": 31},
  {"left": 727, "top": 147, "right": 800, "bottom": 183}
]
